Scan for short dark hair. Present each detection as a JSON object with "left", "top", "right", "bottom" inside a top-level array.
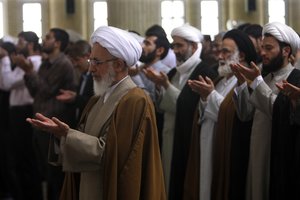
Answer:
[
  {"left": 50, "top": 28, "right": 69, "bottom": 52},
  {"left": 243, "top": 24, "right": 263, "bottom": 39},
  {"left": 145, "top": 27, "right": 170, "bottom": 60},
  {"left": 1, "top": 42, "right": 16, "bottom": 55},
  {"left": 145, "top": 24, "right": 167, "bottom": 38},
  {"left": 67, "top": 40, "right": 91, "bottom": 58},
  {"left": 18, "top": 31, "right": 41, "bottom": 51}
]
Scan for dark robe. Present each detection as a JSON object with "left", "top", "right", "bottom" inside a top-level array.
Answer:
[
  {"left": 0, "top": 90, "right": 12, "bottom": 197},
  {"left": 183, "top": 76, "right": 223, "bottom": 200},
  {"left": 168, "top": 61, "right": 218, "bottom": 200},
  {"left": 269, "top": 68, "right": 300, "bottom": 200},
  {"left": 211, "top": 89, "right": 252, "bottom": 200},
  {"left": 183, "top": 108, "right": 201, "bottom": 200}
]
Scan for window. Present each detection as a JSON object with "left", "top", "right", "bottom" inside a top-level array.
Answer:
[
  {"left": 268, "top": 0, "right": 285, "bottom": 24},
  {"left": 0, "top": 2, "right": 3, "bottom": 38},
  {"left": 23, "top": 3, "right": 42, "bottom": 37},
  {"left": 93, "top": 1, "right": 108, "bottom": 31},
  {"left": 161, "top": 0, "right": 185, "bottom": 41},
  {"left": 201, "top": 0, "right": 219, "bottom": 38}
]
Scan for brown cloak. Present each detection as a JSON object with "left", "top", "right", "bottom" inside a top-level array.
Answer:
[{"left": 103, "top": 87, "right": 166, "bottom": 200}]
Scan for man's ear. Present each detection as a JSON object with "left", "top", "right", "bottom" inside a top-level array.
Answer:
[
  {"left": 191, "top": 42, "right": 198, "bottom": 52},
  {"left": 54, "top": 40, "right": 61, "bottom": 49},
  {"left": 282, "top": 46, "right": 291, "bottom": 57},
  {"left": 239, "top": 52, "right": 246, "bottom": 62},
  {"left": 156, "top": 47, "right": 164, "bottom": 57},
  {"left": 113, "top": 58, "right": 127, "bottom": 72}
]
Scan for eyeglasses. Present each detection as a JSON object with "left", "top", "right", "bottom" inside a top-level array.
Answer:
[{"left": 87, "top": 58, "right": 117, "bottom": 66}]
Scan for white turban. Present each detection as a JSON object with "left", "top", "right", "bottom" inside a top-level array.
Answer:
[
  {"left": 171, "top": 24, "right": 203, "bottom": 43},
  {"left": 91, "top": 26, "right": 142, "bottom": 67},
  {"left": 262, "top": 22, "right": 300, "bottom": 54}
]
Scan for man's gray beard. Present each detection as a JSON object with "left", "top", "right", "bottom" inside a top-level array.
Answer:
[{"left": 93, "top": 70, "right": 115, "bottom": 96}]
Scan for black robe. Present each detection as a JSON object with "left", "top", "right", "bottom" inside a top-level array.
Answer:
[
  {"left": 168, "top": 61, "right": 218, "bottom": 200},
  {"left": 270, "top": 68, "right": 300, "bottom": 200}
]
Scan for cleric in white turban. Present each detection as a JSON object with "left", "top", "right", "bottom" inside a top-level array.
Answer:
[
  {"left": 156, "top": 22, "right": 217, "bottom": 200},
  {"left": 91, "top": 26, "right": 142, "bottom": 67},
  {"left": 171, "top": 24, "right": 203, "bottom": 43},
  {"left": 263, "top": 21, "right": 300, "bottom": 55},
  {"left": 26, "top": 25, "right": 167, "bottom": 200},
  {"left": 230, "top": 21, "right": 300, "bottom": 200}
]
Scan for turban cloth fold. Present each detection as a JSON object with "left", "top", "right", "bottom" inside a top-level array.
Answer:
[
  {"left": 91, "top": 26, "right": 142, "bottom": 67},
  {"left": 171, "top": 24, "right": 203, "bottom": 43},
  {"left": 263, "top": 22, "right": 300, "bottom": 55},
  {"left": 223, "top": 29, "right": 258, "bottom": 64}
]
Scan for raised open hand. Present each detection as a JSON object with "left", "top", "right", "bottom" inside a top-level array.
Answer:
[
  {"left": 27, "top": 113, "right": 69, "bottom": 138},
  {"left": 232, "top": 61, "right": 260, "bottom": 82},
  {"left": 188, "top": 75, "right": 214, "bottom": 100},
  {"left": 56, "top": 89, "right": 76, "bottom": 103},
  {"left": 143, "top": 67, "right": 170, "bottom": 89}
]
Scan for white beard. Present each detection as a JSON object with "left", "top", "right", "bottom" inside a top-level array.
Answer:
[
  {"left": 218, "top": 50, "right": 240, "bottom": 77},
  {"left": 93, "top": 67, "right": 115, "bottom": 96},
  {"left": 218, "top": 64, "right": 232, "bottom": 77}
]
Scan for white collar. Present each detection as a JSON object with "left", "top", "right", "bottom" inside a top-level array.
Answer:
[{"left": 176, "top": 45, "right": 202, "bottom": 75}]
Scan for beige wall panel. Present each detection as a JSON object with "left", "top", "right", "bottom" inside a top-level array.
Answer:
[
  {"left": 287, "top": 0, "right": 300, "bottom": 33},
  {"left": 108, "top": 0, "right": 161, "bottom": 35},
  {"left": 7, "top": 0, "right": 22, "bottom": 37}
]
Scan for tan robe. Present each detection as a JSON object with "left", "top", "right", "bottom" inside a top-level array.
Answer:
[
  {"left": 210, "top": 89, "right": 236, "bottom": 200},
  {"left": 56, "top": 77, "right": 166, "bottom": 200}
]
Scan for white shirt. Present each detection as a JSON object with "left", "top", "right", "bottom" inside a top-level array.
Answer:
[{"left": 0, "top": 55, "right": 42, "bottom": 106}]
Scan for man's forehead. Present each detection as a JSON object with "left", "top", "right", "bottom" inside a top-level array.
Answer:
[
  {"left": 143, "top": 36, "right": 157, "bottom": 44},
  {"left": 262, "top": 35, "right": 280, "bottom": 45},
  {"left": 172, "top": 35, "right": 186, "bottom": 43},
  {"left": 222, "top": 38, "right": 238, "bottom": 49},
  {"left": 91, "top": 42, "right": 112, "bottom": 57}
]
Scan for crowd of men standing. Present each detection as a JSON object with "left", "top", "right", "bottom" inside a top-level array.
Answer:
[{"left": 0, "top": 20, "right": 300, "bottom": 200}]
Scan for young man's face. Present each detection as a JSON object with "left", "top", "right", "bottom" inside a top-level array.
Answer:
[
  {"left": 42, "top": 31, "right": 56, "bottom": 54},
  {"left": 139, "top": 36, "right": 158, "bottom": 64},
  {"left": 261, "top": 36, "right": 285, "bottom": 72}
]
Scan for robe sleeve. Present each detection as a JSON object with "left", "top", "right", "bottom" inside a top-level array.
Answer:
[
  {"left": 0, "top": 57, "right": 25, "bottom": 90},
  {"left": 233, "top": 82, "right": 255, "bottom": 121},
  {"left": 159, "top": 83, "right": 180, "bottom": 113},
  {"left": 204, "top": 90, "right": 225, "bottom": 122},
  {"left": 249, "top": 80, "right": 277, "bottom": 120},
  {"left": 59, "top": 128, "right": 106, "bottom": 172}
]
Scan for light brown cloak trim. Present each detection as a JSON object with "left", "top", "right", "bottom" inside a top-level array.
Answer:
[{"left": 211, "top": 89, "right": 236, "bottom": 200}]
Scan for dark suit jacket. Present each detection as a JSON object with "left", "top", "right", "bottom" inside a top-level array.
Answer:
[{"left": 73, "top": 72, "right": 94, "bottom": 126}]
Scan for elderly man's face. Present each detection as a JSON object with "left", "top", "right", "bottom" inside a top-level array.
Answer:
[
  {"left": 89, "top": 43, "right": 117, "bottom": 95},
  {"left": 218, "top": 38, "right": 239, "bottom": 77},
  {"left": 171, "top": 36, "right": 195, "bottom": 65}
]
